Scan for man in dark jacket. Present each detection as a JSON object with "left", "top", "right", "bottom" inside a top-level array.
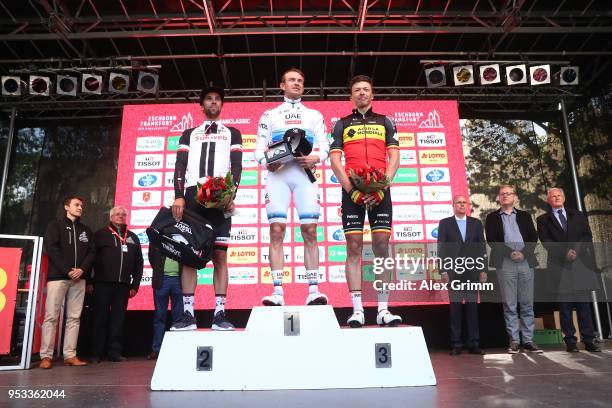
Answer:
[
  {"left": 147, "top": 245, "right": 183, "bottom": 360},
  {"left": 536, "top": 188, "right": 601, "bottom": 352},
  {"left": 90, "top": 206, "right": 143, "bottom": 362},
  {"left": 438, "top": 195, "right": 487, "bottom": 355},
  {"left": 40, "top": 195, "right": 95, "bottom": 369},
  {"left": 485, "top": 185, "right": 542, "bottom": 354}
]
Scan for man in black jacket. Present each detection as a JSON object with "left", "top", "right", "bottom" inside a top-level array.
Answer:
[
  {"left": 438, "top": 195, "right": 487, "bottom": 355},
  {"left": 485, "top": 185, "right": 542, "bottom": 354},
  {"left": 90, "top": 206, "right": 143, "bottom": 362},
  {"left": 536, "top": 188, "right": 601, "bottom": 352},
  {"left": 40, "top": 195, "right": 95, "bottom": 369}
]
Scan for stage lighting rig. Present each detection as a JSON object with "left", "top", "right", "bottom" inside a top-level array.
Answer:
[{"left": 425, "top": 66, "right": 446, "bottom": 88}]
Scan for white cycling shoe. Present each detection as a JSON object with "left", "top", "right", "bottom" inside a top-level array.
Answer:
[
  {"left": 305, "top": 291, "right": 328, "bottom": 305},
  {"left": 376, "top": 309, "right": 402, "bottom": 327},
  {"left": 261, "top": 293, "right": 285, "bottom": 306},
  {"left": 347, "top": 310, "right": 365, "bottom": 328}
]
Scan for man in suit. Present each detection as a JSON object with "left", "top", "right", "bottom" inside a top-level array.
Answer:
[
  {"left": 536, "top": 187, "right": 601, "bottom": 352},
  {"left": 485, "top": 185, "right": 543, "bottom": 354},
  {"left": 438, "top": 195, "right": 487, "bottom": 355}
]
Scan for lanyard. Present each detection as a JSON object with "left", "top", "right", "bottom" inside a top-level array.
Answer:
[{"left": 108, "top": 226, "right": 128, "bottom": 244}]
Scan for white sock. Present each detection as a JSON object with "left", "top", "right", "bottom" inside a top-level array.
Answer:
[
  {"left": 306, "top": 269, "right": 319, "bottom": 293},
  {"left": 183, "top": 294, "right": 194, "bottom": 315},
  {"left": 377, "top": 290, "right": 389, "bottom": 312},
  {"left": 272, "top": 270, "right": 284, "bottom": 295},
  {"left": 214, "top": 295, "right": 226, "bottom": 315},
  {"left": 351, "top": 291, "right": 363, "bottom": 312}
]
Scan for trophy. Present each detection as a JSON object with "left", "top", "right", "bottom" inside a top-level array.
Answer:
[{"left": 264, "top": 128, "right": 316, "bottom": 182}]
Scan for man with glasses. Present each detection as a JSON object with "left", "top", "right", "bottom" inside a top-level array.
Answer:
[{"left": 485, "top": 185, "right": 542, "bottom": 354}]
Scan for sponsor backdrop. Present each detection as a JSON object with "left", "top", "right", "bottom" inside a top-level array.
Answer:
[
  {"left": 0, "top": 248, "right": 22, "bottom": 354},
  {"left": 117, "top": 101, "right": 467, "bottom": 310}
]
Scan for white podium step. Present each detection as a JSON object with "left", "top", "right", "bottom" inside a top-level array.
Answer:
[{"left": 151, "top": 306, "right": 436, "bottom": 391}]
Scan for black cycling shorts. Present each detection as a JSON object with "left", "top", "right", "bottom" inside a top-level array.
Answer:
[
  {"left": 184, "top": 186, "right": 231, "bottom": 251},
  {"left": 341, "top": 189, "right": 393, "bottom": 236}
]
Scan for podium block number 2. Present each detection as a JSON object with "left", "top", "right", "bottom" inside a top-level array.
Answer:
[
  {"left": 196, "top": 346, "right": 213, "bottom": 371},
  {"left": 284, "top": 311, "right": 300, "bottom": 336},
  {"left": 375, "top": 343, "right": 392, "bottom": 368}
]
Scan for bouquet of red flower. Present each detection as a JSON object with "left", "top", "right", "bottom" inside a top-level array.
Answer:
[
  {"left": 348, "top": 165, "right": 390, "bottom": 193},
  {"left": 195, "top": 172, "right": 236, "bottom": 211}
]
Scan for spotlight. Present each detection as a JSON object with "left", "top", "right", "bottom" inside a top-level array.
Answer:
[
  {"left": 559, "top": 66, "right": 579, "bottom": 85},
  {"left": 137, "top": 71, "right": 159, "bottom": 93},
  {"left": 56, "top": 75, "right": 78, "bottom": 96},
  {"left": 29, "top": 75, "right": 51, "bottom": 96},
  {"left": 1, "top": 76, "right": 22, "bottom": 96},
  {"left": 425, "top": 66, "right": 446, "bottom": 88},
  {"left": 452, "top": 65, "right": 474, "bottom": 86},
  {"left": 529, "top": 64, "right": 551, "bottom": 85},
  {"left": 109, "top": 72, "right": 130, "bottom": 94},
  {"left": 479, "top": 64, "right": 501, "bottom": 85},
  {"left": 505, "top": 64, "right": 527, "bottom": 85},
  {"left": 82, "top": 73, "right": 103, "bottom": 94}
]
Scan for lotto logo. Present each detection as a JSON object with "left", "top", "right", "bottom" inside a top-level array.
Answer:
[
  {"left": 242, "top": 135, "right": 257, "bottom": 149},
  {"left": 0, "top": 267, "right": 7, "bottom": 312},
  {"left": 260, "top": 267, "right": 292, "bottom": 284},
  {"left": 397, "top": 133, "right": 415, "bottom": 147},
  {"left": 419, "top": 150, "right": 448, "bottom": 164},
  {"left": 228, "top": 247, "right": 258, "bottom": 263}
]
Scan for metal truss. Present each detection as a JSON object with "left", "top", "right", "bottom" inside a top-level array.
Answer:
[
  {"left": 1, "top": 1, "right": 611, "bottom": 39},
  {"left": 0, "top": 85, "right": 581, "bottom": 119}
]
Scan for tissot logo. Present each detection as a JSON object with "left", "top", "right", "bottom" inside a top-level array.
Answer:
[
  {"left": 134, "top": 154, "right": 163, "bottom": 170},
  {"left": 393, "top": 224, "right": 424, "bottom": 241},
  {"left": 230, "top": 227, "right": 258, "bottom": 243},
  {"left": 417, "top": 132, "right": 446, "bottom": 147}
]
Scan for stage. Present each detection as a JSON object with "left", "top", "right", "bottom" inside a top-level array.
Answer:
[{"left": 1, "top": 343, "right": 610, "bottom": 407}]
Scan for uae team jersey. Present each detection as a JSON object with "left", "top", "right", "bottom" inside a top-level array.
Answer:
[
  {"left": 174, "top": 121, "right": 242, "bottom": 198},
  {"left": 254, "top": 97, "right": 329, "bottom": 168}
]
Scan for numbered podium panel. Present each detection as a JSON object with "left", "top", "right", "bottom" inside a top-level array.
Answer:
[{"left": 151, "top": 306, "right": 436, "bottom": 391}]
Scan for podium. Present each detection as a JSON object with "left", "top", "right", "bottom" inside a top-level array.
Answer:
[{"left": 151, "top": 306, "right": 436, "bottom": 390}]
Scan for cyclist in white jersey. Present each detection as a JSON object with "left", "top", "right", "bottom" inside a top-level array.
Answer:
[{"left": 254, "top": 68, "right": 330, "bottom": 306}]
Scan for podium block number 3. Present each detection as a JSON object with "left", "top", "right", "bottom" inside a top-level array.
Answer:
[
  {"left": 196, "top": 346, "right": 213, "bottom": 371},
  {"left": 284, "top": 311, "right": 300, "bottom": 336},
  {"left": 375, "top": 343, "right": 392, "bottom": 368}
]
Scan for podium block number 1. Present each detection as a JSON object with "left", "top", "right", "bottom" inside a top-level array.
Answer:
[
  {"left": 375, "top": 343, "right": 392, "bottom": 368},
  {"left": 196, "top": 346, "right": 213, "bottom": 371},
  {"left": 284, "top": 311, "right": 300, "bottom": 336}
]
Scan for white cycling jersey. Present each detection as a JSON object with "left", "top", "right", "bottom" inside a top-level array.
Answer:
[{"left": 255, "top": 97, "right": 330, "bottom": 224}]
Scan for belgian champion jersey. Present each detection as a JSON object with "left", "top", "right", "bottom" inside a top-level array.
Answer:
[{"left": 330, "top": 108, "right": 398, "bottom": 171}]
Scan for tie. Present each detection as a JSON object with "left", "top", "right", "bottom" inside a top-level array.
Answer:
[
  {"left": 557, "top": 209, "right": 567, "bottom": 232},
  {"left": 206, "top": 122, "right": 217, "bottom": 134}
]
